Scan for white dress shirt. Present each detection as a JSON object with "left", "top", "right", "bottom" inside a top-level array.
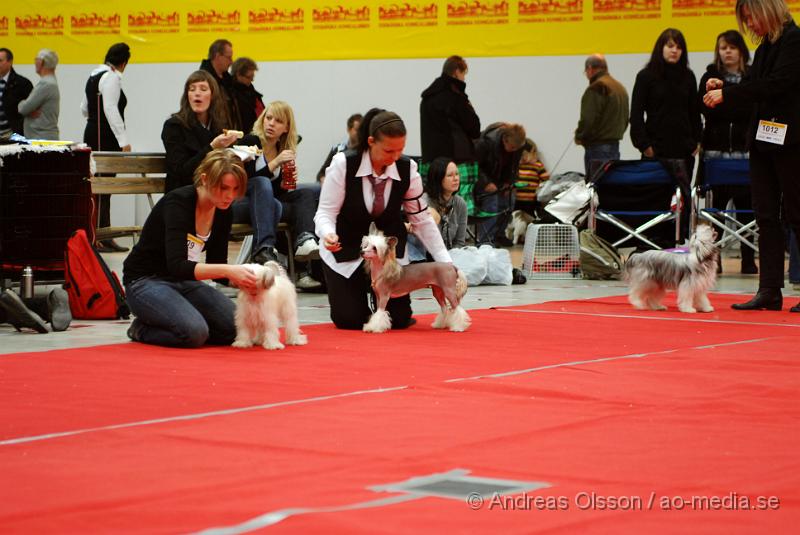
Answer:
[
  {"left": 79, "top": 64, "right": 129, "bottom": 147},
  {"left": 314, "top": 150, "right": 451, "bottom": 278}
]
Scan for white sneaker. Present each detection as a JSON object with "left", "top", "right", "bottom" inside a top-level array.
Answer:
[
  {"left": 295, "top": 274, "right": 322, "bottom": 290},
  {"left": 294, "top": 239, "right": 320, "bottom": 261}
]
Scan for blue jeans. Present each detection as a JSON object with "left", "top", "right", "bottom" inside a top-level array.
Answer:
[
  {"left": 477, "top": 187, "right": 514, "bottom": 245},
  {"left": 233, "top": 175, "right": 282, "bottom": 256},
  {"left": 125, "top": 277, "right": 236, "bottom": 348},
  {"left": 584, "top": 142, "right": 620, "bottom": 178}
]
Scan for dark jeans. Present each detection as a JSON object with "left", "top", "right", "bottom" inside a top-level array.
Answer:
[
  {"left": 232, "top": 175, "right": 282, "bottom": 255},
  {"left": 125, "top": 277, "right": 236, "bottom": 348},
  {"left": 321, "top": 261, "right": 412, "bottom": 330},
  {"left": 276, "top": 183, "right": 320, "bottom": 247},
  {"left": 584, "top": 142, "right": 620, "bottom": 179},
  {"left": 750, "top": 147, "right": 800, "bottom": 289},
  {"left": 476, "top": 187, "right": 514, "bottom": 245}
]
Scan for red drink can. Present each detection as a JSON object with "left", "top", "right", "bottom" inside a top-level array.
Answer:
[{"left": 280, "top": 161, "right": 297, "bottom": 190}]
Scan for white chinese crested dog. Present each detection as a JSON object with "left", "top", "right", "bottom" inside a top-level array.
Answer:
[
  {"left": 233, "top": 261, "right": 307, "bottom": 350},
  {"left": 506, "top": 210, "right": 534, "bottom": 245},
  {"left": 360, "top": 231, "right": 471, "bottom": 333},
  {"left": 624, "top": 224, "right": 719, "bottom": 313}
]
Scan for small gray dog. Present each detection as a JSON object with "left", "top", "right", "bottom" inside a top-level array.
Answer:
[{"left": 624, "top": 224, "right": 719, "bottom": 313}]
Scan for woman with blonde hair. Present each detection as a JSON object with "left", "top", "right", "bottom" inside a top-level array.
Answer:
[
  {"left": 703, "top": 0, "right": 800, "bottom": 311},
  {"left": 123, "top": 149, "right": 258, "bottom": 347},
  {"left": 242, "top": 100, "right": 321, "bottom": 289}
]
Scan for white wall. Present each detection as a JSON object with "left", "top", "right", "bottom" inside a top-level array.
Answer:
[{"left": 12, "top": 52, "right": 714, "bottom": 226}]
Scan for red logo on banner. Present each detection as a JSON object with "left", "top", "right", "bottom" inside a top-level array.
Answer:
[
  {"left": 128, "top": 11, "right": 180, "bottom": 32},
  {"left": 15, "top": 14, "right": 64, "bottom": 35},
  {"left": 594, "top": 0, "right": 660, "bottom": 19},
  {"left": 312, "top": 5, "right": 370, "bottom": 22},
  {"left": 187, "top": 9, "right": 241, "bottom": 32},
  {"left": 71, "top": 13, "right": 121, "bottom": 34},
  {"left": 519, "top": 0, "right": 583, "bottom": 15},
  {"left": 446, "top": 1, "right": 508, "bottom": 25},
  {"left": 0, "top": 16, "right": 8, "bottom": 35},
  {"left": 250, "top": 8, "right": 304, "bottom": 24},
  {"left": 378, "top": 3, "right": 437, "bottom": 20}
]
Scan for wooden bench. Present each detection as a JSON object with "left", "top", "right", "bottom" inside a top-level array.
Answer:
[{"left": 90, "top": 151, "right": 296, "bottom": 278}]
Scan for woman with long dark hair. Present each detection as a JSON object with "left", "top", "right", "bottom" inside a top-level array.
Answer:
[
  {"left": 698, "top": 29, "right": 757, "bottom": 274},
  {"left": 703, "top": 0, "right": 800, "bottom": 311},
  {"left": 424, "top": 157, "right": 468, "bottom": 250},
  {"left": 161, "top": 70, "right": 283, "bottom": 267}
]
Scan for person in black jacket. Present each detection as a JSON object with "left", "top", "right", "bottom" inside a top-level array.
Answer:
[
  {"left": 199, "top": 39, "right": 239, "bottom": 131},
  {"left": 703, "top": 0, "right": 800, "bottom": 312},
  {"left": 123, "top": 150, "right": 257, "bottom": 348},
  {"left": 698, "top": 30, "right": 757, "bottom": 274},
  {"left": 161, "top": 70, "right": 283, "bottom": 266},
  {"left": 229, "top": 56, "right": 264, "bottom": 134},
  {"left": 474, "top": 122, "right": 527, "bottom": 246},
  {"left": 0, "top": 48, "right": 33, "bottom": 137},
  {"left": 420, "top": 55, "right": 481, "bottom": 167}
]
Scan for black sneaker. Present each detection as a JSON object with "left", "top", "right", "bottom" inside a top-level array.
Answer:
[
  {"left": 0, "top": 289, "right": 49, "bottom": 333},
  {"left": 47, "top": 287, "right": 72, "bottom": 332},
  {"left": 252, "top": 246, "right": 279, "bottom": 265},
  {"left": 512, "top": 268, "right": 527, "bottom": 285}
]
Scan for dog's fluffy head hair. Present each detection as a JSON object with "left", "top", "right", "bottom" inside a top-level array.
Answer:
[
  {"left": 688, "top": 223, "right": 718, "bottom": 263},
  {"left": 361, "top": 232, "right": 398, "bottom": 262}
]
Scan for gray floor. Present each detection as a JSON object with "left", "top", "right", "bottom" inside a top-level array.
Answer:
[{"left": 0, "top": 244, "right": 786, "bottom": 355}]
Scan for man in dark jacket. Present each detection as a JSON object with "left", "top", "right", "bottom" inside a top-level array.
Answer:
[
  {"left": 474, "top": 122, "right": 527, "bottom": 246},
  {"left": 0, "top": 48, "right": 33, "bottom": 137},
  {"left": 199, "top": 39, "right": 240, "bottom": 130},
  {"left": 574, "top": 54, "right": 629, "bottom": 178},
  {"left": 420, "top": 55, "right": 481, "bottom": 166}
]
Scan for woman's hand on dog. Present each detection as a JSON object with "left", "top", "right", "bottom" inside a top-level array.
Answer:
[
  {"left": 229, "top": 265, "right": 259, "bottom": 294},
  {"left": 323, "top": 233, "right": 342, "bottom": 252}
]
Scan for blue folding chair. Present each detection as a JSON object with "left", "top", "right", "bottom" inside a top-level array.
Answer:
[
  {"left": 588, "top": 160, "right": 682, "bottom": 249},
  {"left": 692, "top": 157, "right": 758, "bottom": 254}
]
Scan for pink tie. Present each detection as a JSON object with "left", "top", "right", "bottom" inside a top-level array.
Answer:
[{"left": 369, "top": 175, "right": 387, "bottom": 217}]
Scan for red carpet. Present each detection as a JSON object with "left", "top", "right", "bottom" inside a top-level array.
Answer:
[{"left": 1, "top": 293, "right": 798, "bottom": 533}]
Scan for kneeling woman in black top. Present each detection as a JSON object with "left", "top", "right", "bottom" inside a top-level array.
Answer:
[{"left": 123, "top": 149, "right": 258, "bottom": 347}]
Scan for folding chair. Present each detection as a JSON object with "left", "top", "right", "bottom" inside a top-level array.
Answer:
[
  {"left": 588, "top": 160, "right": 682, "bottom": 250},
  {"left": 692, "top": 157, "right": 758, "bottom": 255}
]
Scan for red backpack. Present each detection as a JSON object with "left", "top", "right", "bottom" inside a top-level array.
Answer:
[{"left": 64, "top": 229, "right": 130, "bottom": 319}]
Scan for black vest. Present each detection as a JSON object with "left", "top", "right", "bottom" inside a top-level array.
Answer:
[
  {"left": 83, "top": 70, "right": 127, "bottom": 151},
  {"left": 333, "top": 150, "right": 411, "bottom": 262}
]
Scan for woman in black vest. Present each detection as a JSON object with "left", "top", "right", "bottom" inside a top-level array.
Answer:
[
  {"left": 314, "top": 109, "right": 452, "bottom": 330},
  {"left": 703, "top": 0, "right": 800, "bottom": 312}
]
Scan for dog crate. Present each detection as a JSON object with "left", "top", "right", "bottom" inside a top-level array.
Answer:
[{"left": 521, "top": 224, "right": 581, "bottom": 279}]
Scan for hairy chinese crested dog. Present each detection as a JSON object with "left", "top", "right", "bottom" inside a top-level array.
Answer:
[
  {"left": 233, "top": 262, "right": 307, "bottom": 350},
  {"left": 506, "top": 210, "right": 534, "bottom": 245},
  {"left": 360, "top": 231, "right": 471, "bottom": 333},
  {"left": 624, "top": 224, "right": 719, "bottom": 313}
]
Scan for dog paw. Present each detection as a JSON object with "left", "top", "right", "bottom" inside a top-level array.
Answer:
[
  {"left": 651, "top": 305, "right": 668, "bottom": 311},
  {"left": 431, "top": 315, "right": 447, "bottom": 329},
  {"left": 678, "top": 307, "right": 697, "bottom": 313},
  {"left": 262, "top": 341, "right": 285, "bottom": 350},
  {"left": 287, "top": 334, "right": 308, "bottom": 345},
  {"left": 698, "top": 306, "right": 714, "bottom": 313},
  {"left": 232, "top": 340, "right": 252, "bottom": 349}
]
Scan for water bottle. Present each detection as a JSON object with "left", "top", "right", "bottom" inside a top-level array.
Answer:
[{"left": 22, "top": 266, "right": 34, "bottom": 299}]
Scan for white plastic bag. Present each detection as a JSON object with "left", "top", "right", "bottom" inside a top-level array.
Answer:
[
  {"left": 449, "top": 247, "right": 488, "bottom": 286},
  {"left": 477, "top": 245, "right": 513, "bottom": 285},
  {"left": 544, "top": 181, "right": 591, "bottom": 225}
]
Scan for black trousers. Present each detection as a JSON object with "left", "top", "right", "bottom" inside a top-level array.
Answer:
[
  {"left": 749, "top": 146, "right": 800, "bottom": 289},
  {"left": 321, "top": 261, "right": 412, "bottom": 330}
]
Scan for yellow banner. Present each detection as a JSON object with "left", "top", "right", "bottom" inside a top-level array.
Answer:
[{"left": 4, "top": 1, "right": 798, "bottom": 63}]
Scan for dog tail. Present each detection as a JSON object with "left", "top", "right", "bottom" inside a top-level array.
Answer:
[{"left": 455, "top": 268, "right": 468, "bottom": 300}]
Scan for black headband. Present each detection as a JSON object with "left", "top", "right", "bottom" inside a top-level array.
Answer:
[{"left": 370, "top": 117, "right": 403, "bottom": 136}]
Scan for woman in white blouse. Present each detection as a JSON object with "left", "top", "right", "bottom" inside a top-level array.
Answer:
[{"left": 314, "top": 108, "right": 452, "bottom": 329}]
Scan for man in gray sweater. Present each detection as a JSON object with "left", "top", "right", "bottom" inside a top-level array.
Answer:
[{"left": 18, "top": 49, "right": 60, "bottom": 140}]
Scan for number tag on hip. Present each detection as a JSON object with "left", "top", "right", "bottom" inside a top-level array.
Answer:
[{"left": 755, "top": 120, "right": 787, "bottom": 145}]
